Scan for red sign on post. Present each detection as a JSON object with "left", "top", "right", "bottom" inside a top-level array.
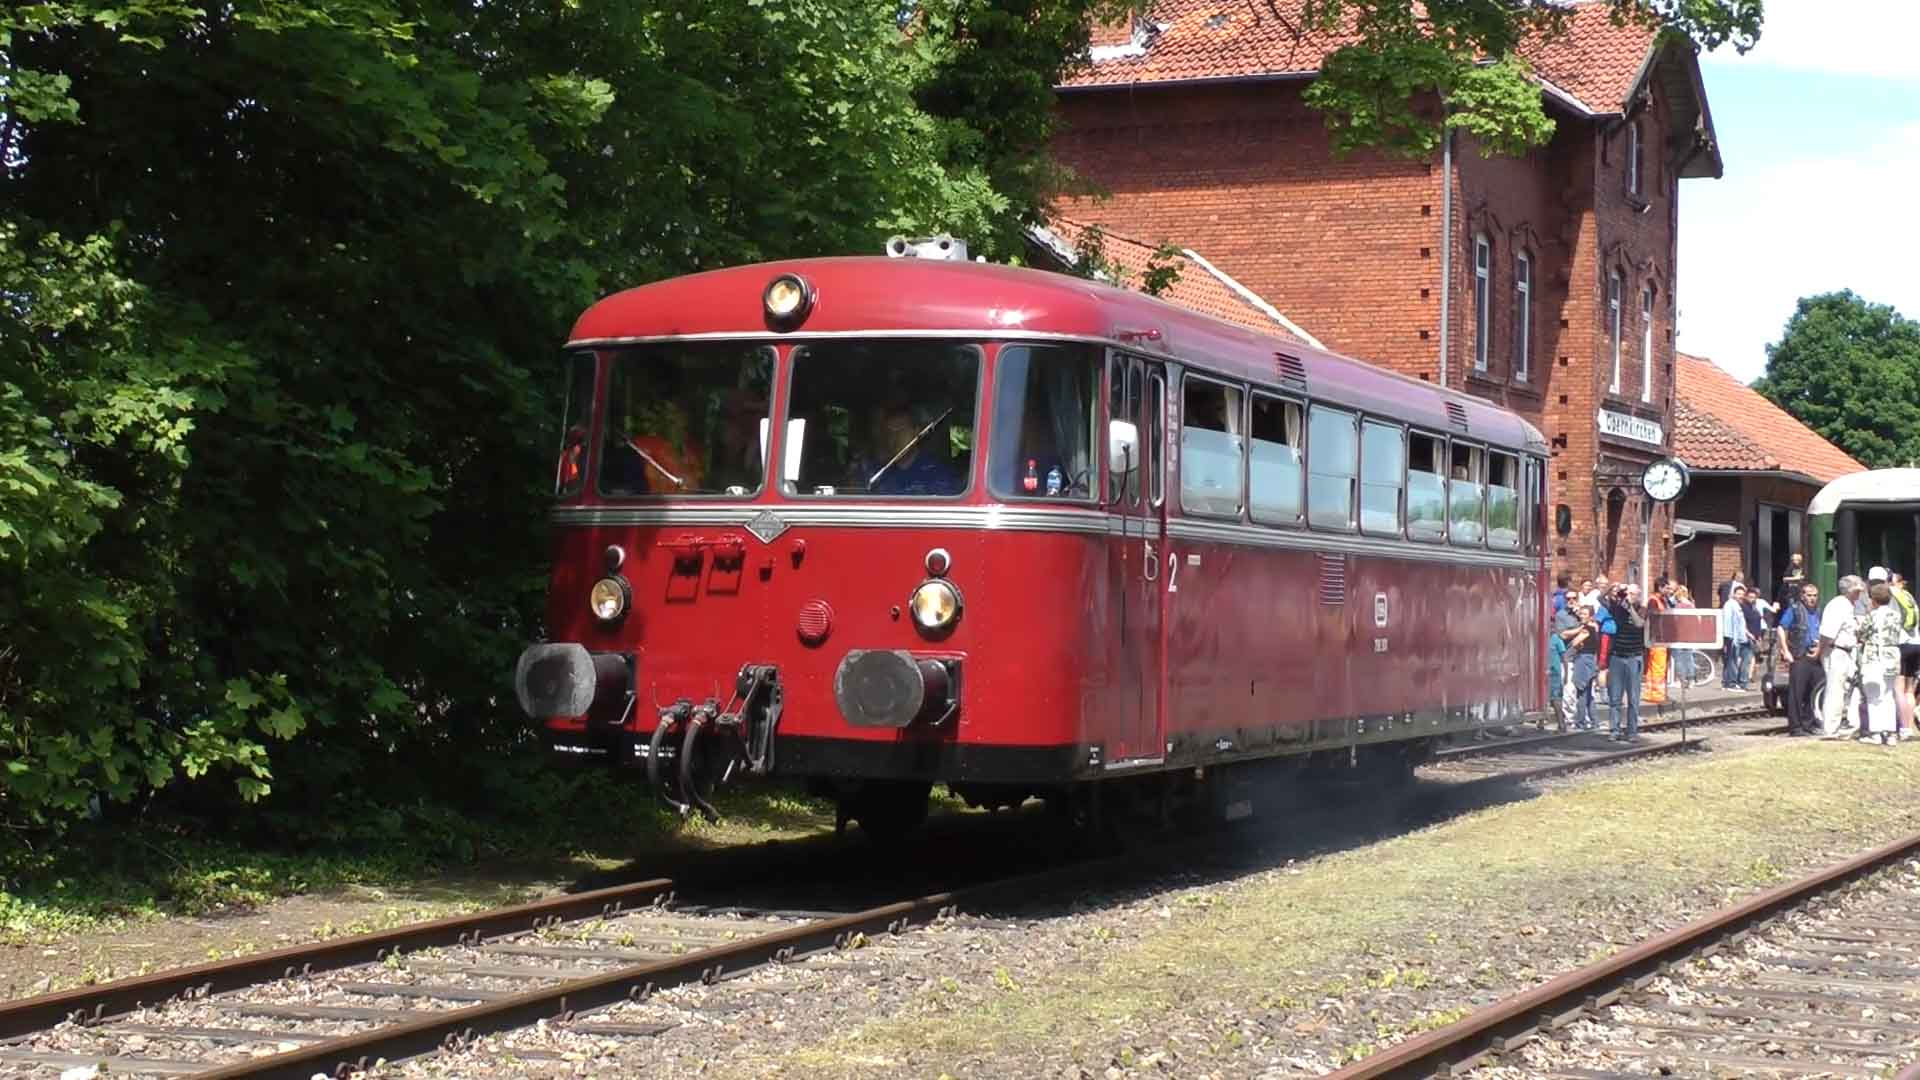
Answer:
[{"left": 1650, "top": 608, "right": 1722, "bottom": 649}]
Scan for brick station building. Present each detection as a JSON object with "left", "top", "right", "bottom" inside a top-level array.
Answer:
[
  {"left": 1669, "top": 352, "right": 1863, "bottom": 606},
  {"left": 1051, "top": 0, "right": 1724, "bottom": 586}
]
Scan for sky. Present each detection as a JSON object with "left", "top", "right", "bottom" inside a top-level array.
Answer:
[{"left": 1679, "top": 0, "right": 1920, "bottom": 384}]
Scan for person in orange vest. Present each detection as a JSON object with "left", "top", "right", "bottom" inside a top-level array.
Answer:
[{"left": 1641, "top": 575, "right": 1671, "bottom": 704}]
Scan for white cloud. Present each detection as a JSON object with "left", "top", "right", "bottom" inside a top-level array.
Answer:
[
  {"left": 1678, "top": 123, "right": 1920, "bottom": 382},
  {"left": 1700, "top": 0, "right": 1920, "bottom": 82}
]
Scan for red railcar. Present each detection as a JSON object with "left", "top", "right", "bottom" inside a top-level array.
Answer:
[{"left": 515, "top": 246, "right": 1549, "bottom": 832}]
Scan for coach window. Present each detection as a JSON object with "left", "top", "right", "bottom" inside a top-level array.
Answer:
[
  {"left": 989, "top": 344, "right": 1098, "bottom": 501},
  {"left": 553, "top": 351, "right": 596, "bottom": 499},
  {"left": 1307, "top": 404, "right": 1358, "bottom": 531},
  {"left": 1406, "top": 432, "right": 1447, "bottom": 542},
  {"left": 1180, "top": 376, "right": 1245, "bottom": 517},
  {"left": 1108, "top": 355, "right": 1143, "bottom": 505},
  {"left": 1448, "top": 443, "right": 1486, "bottom": 545},
  {"left": 1359, "top": 420, "right": 1404, "bottom": 536},
  {"left": 1487, "top": 451, "right": 1521, "bottom": 550},
  {"left": 1249, "top": 392, "right": 1303, "bottom": 526}
]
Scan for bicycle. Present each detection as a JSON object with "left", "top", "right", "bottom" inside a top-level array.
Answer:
[{"left": 1669, "top": 648, "right": 1716, "bottom": 690}]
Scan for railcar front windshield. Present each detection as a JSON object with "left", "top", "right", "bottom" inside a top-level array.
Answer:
[
  {"left": 785, "top": 341, "right": 980, "bottom": 497},
  {"left": 598, "top": 344, "right": 775, "bottom": 497},
  {"left": 988, "top": 344, "right": 1099, "bottom": 500}
]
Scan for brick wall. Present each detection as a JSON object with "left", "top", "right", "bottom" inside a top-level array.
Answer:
[{"left": 1051, "top": 74, "right": 1683, "bottom": 586}]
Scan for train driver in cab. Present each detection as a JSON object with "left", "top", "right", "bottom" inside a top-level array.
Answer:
[{"left": 863, "top": 395, "right": 964, "bottom": 496}]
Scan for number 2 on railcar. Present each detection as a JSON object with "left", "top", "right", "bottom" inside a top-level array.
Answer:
[{"left": 514, "top": 239, "right": 1551, "bottom": 836}]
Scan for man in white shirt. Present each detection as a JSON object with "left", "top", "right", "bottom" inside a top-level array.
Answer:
[{"left": 1819, "top": 574, "right": 1868, "bottom": 736}]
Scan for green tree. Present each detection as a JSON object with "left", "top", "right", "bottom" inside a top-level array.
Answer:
[
  {"left": 0, "top": 0, "right": 1098, "bottom": 827},
  {"left": 1756, "top": 291, "right": 1920, "bottom": 469},
  {"left": 1292, "top": 0, "right": 1765, "bottom": 157}
]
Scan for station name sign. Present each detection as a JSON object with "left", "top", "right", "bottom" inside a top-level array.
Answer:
[{"left": 1596, "top": 408, "right": 1664, "bottom": 446}]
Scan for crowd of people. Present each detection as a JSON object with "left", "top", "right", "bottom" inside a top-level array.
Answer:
[{"left": 1547, "top": 555, "right": 1920, "bottom": 748}]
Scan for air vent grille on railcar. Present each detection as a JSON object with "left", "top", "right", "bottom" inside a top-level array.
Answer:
[{"left": 1317, "top": 553, "right": 1347, "bottom": 606}]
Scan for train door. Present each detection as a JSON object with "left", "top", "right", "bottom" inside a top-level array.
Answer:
[{"left": 1104, "top": 351, "right": 1167, "bottom": 767}]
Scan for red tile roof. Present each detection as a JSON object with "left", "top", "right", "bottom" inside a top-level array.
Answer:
[
  {"left": 1065, "top": 0, "right": 1658, "bottom": 114},
  {"left": 1673, "top": 352, "right": 1863, "bottom": 484},
  {"left": 1035, "top": 218, "right": 1317, "bottom": 347}
]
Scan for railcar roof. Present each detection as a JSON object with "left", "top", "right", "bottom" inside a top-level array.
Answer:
[
  {"left": 1809, "top": 468, "right": 1920, "bottom": 515},
  {"left": 570, "top": 257, "right": 1546, "bottom": 453}
]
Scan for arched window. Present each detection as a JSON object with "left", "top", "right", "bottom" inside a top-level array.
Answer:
[
  {"left": 1641, "top": 285, "right": 1655, "bottom": 404},
  {"left": 1513, "top": 251, "right": 1532, "bottom": 382},
  {"left": 1473, "top": 234, "right": 1491, "bottom": 372},
  {"left": 1608, "top": 270, "right": 1623, "bottom": 394},
  {"left": 1627, "top": 121, "right": 1643, "bottom": 198}
]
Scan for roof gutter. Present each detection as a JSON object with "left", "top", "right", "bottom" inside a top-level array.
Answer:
[
  {"left": 1686, "top": 467, "right": 1825, "bottom": 487},
  {"left": 1054, "top": 70, "right": 1319, "bottom": 94}
]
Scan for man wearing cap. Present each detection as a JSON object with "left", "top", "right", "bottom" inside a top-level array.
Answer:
[{"left": 1818, "top": 574, "right": 1868, "bottom": 737}]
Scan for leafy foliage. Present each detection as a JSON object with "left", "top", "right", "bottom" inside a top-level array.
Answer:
[
  {"left": 1756, "top": 292, "right": 1920, "bottom": 469},
  {"left": 0, "top": 0, "right": 1112, "bottom": 829},
  {"left": 1295, "top": 0, "right": 1764, "bottom": 157},
  {"left": 1061, "top": 223, "right": 1185, "bottom": 298}
]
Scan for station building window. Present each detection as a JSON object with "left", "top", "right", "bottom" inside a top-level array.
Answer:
[
  {"left": 1307, "top": 405, "right": 1359, "bottom": 531},
  {"left": 1513, "top": 251, "right": 1532, "bottom": 382},
  {"left": 1473, "top": 235, "right": 1492, "bottom": 373},
  {"left": 1360, "top": 420, "right": 1404, "bottom": 536},
  {"left": 1249, "top": 392, "right": 1303, "bottom": 526},
  {"left": 1449, "top": 443, "right": 1485, "bottom": 546},
  {"left": 1179, "top": 376, "right": 1244, "bottom": 517},
  {"left": 1407, "top": 432, "right": 1448, "bottom": 542}
]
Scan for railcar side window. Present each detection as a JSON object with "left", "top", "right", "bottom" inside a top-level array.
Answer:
[
  {"left": 1449, "top": 444, "right": 1486, "bottom": 545},
  {"left": 1249, "top": 393, "right": 1303, "bottom": 526},
  {"left": 785, "top": 341, "right": 980, "bottom": 497},
  {"left": 1109, "top": 356, "right": 1142, "bottom": 505},
  {"left": 1180, "top": 376, "right": 1245, "bottom": 516},
  {"left": 1360, "top": 421, "right": 1404, "bottom": 536},
  {"left": 1407, "top": 433, "right": 1447, "bottom": 542},
  {"left": 1487, "top": 452, "right": 1521, "bottom": 550},
  {"left": 554, "top": 352, "right": 596, "bottom": 499},
  {"left": 1148, "top": 372, "right": 1166, "bottom": 507},
  {"left": 599, "top": 344, "right": 773, "bottom": 498},
  {"left": 989, "top": 345, "right": 1099, "bottom": 501},
  {"left": 1307, "top": 405, "right": 1358, "bottom": 530}
]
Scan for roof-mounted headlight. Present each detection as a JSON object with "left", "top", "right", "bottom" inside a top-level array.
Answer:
[{"left": 764, "top": 273, "right": 815, "bottom": 331}]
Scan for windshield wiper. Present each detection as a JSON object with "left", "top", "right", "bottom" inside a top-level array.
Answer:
[
  {"left": 868, "top": 407, "right": 954, "bottom": 489},
  {"left": 619, "top": 432, "right": 686, "bottom": 489}
]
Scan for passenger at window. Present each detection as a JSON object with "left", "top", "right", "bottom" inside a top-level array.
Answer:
[{"left": 612, "top": 399, "right": 706, "bottom": 494}]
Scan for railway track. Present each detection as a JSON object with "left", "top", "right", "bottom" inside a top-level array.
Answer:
[
  {"left": 1326, "top": 829, "right": 1920, "bottom": 1079},
  {"left": 0, "top": 860, "right": 1094, "bottom": 1080},
  {"left": 1425, "top": 697, "right": 1781, "bottom": 784},
  {"left": 0, "top": 707, "right": 1800, "bottom": 1080}
]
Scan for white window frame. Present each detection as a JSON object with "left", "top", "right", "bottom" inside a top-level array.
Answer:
[
  {"left": 1513, "top": 251, "right": 1532, "bottom": 382},
  {"left": 1472, "top": 234, "right": 1491, "bottom": 373},
  {"left": 1608, "top": 270, "right": 1623, "bottom": 394},
  {"left": 1627, "top": 121, "right": 1642, "bottom": 198},
  {"left": 1640, "top": 285, "right": 1655, "bottom": 404}
]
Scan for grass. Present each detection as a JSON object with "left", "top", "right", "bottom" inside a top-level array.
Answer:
[
  {"left": 0, "top": 782, "right": 837, "bottom": 947},
  {"left": 758, "top": 741, "right": 1920, "bottom": 1078}
]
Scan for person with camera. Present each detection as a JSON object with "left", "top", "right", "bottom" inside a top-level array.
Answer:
[
  {"left": 1597, "top": 582, "right": 1648, "bottom": 742},
  {"left": 1566, "top": 600, "right": 1609, "bottom": 732}
]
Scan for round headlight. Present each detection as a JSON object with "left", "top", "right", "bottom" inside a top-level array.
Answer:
[
  {"left": 589, "top": 577, "right": 629, "bottom": 622},
  {"left": 909, "top": 579, "right": 961, "bottom": 632},
  {"left": 763, "top": 273, "right": 814, "bottom": 330}
]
